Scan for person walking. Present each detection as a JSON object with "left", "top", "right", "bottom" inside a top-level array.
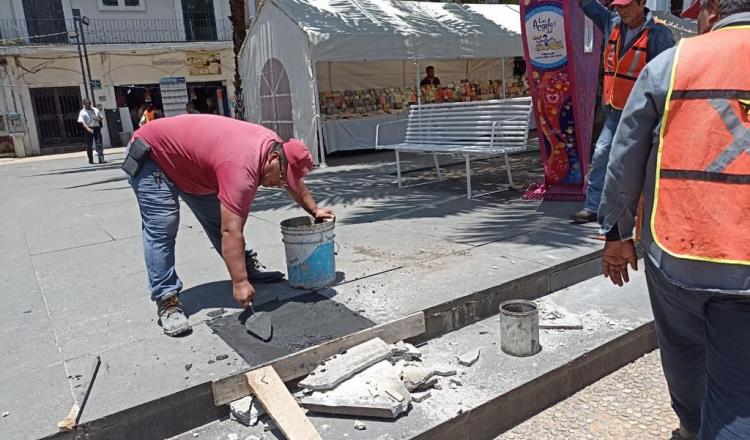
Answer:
[
  {"left": 599, "top": 0, "right": 750, "bottom": 438},
  {"left": 77, "top": 98, "right": 105, "bottom": 164},
  {"left": 571, "top": 0, "right": 674, "bottom": 223},
  {"left": 123, "top": 114, "right": 335, "bottom": 337}
]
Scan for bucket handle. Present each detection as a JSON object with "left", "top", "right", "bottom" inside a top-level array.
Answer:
[{"left": 334, "top": 240, "right": 340, "bottom": 255}]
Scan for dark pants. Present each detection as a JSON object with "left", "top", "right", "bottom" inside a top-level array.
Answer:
[
  {"left": 646, "top": 258, "right": 750, "bottom": 439},
  {"left": 85, "top": 127, "right": 104, "bottom": 163}
]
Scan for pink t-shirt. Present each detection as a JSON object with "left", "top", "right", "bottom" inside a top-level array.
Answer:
[{"left": 133, "top": 115, "right": 279, "bottom": 217}]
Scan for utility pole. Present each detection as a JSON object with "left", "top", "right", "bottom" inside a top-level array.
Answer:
[
  {"left": 73, "top": 9, "right": 95, "bottom": 106},
  {"left": 71, "top": 14, "right": 90, "bottom": 101}
]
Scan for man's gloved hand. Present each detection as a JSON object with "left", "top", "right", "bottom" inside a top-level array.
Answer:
[
  {"left": 232, "top": 279, "right": 256, "bottom": 308},
  {"left": 603, "top": 239, "right": 638, "bottom": 286}
]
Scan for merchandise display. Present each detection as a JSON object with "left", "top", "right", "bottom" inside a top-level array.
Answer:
[{"left": 319, "top": 75, "right": 530, "bottom": 121}]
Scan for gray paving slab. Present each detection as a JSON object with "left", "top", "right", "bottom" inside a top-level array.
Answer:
[
  {"left": 0, "top": 362, "right": 73, "bottom": 440},
  {"left": 65, "top": 323, "right": 247, "bottom": 424},
  {"left": 0, "top": 318, "right": 62, "bottom": 377},
  {"left": 171, "top": 269, "right": 653, "bottom": 440}
]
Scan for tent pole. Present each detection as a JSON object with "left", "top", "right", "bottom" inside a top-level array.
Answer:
[
  {"left": 311, "top": 57, "right": 327, "bottom": 168},
  {"left": 415, "top": 59, "right": 421, "bottom": 105},
  {"left": 501, "top": 50, "right": 507, "bottom": 99}
]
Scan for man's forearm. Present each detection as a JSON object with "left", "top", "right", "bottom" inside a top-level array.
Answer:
[
  {"left": 288, "top": 181, "right": 318, "bottom": 216},
  {"left": 222, "top": 228, "right": 248, "bottom": 284}
]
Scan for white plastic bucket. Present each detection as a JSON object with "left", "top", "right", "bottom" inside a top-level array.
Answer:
[{"left": 280, "top": 216, "right": 336, "bottom": 289}]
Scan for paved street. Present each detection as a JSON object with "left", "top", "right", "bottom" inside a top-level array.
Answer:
[{"left": 0, "top": 149, "right": 601, "bottom": 439}]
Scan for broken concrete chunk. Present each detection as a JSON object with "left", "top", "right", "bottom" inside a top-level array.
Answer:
[
  {"left": 412, "top": 391, "right": 432, "bottom": 403},
  {"left": 228, "top": 434, "right": 239, "bottom": 440},
  {"left": 389, "top": 341, "right": 422, "bottom": 362},
  {"left": 299, "top": 362, "right": 410, "bottom": 419},
  {"left": 401, "top": 366, "right": 434, "bottom": 392},
  {"left": 449, "top": 378, "right": 463, "bottom": 387},
  {"left": 2, "top": 411, "right": 9, "bottom": 417},
  {"left": 229, "top": 396, "right": 265, "bottom": 426},
  {"left": 457, "top": 348, "right": 481, "bottom": 367},
  {"left": 353, "top": 420, "right": 366, "bottom": 430},
  {"left": 539, "top": 314, "right": 584, "bottom": 330},
  {"left": 432, "top": 380, "right": 443, "bottom": 390},
  {"left": 300, "top": 338, "right": 391, "bottom": 391},
  {"left": 431, "top": 364, "right": 457, "bottom": 377}
]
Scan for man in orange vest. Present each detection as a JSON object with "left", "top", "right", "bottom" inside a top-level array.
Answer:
[
  {"left": 572, "top": 0, "right": 674, "bottom": 223},
  {"left": 599, "top": 0, "right": 750, "bottom": 438}
]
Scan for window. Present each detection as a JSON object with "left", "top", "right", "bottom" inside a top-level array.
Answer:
[{"left": 97, "top": 0, "right": 145, "bottom": 11}]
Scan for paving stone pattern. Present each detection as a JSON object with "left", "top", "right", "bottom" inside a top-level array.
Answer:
[{"left": 498, "top": 350, "right": 682, "bottom": 440}]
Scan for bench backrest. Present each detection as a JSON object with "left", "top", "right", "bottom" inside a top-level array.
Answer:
[{"left": 404, "top": 97, "right": 532, "bottom": 150}]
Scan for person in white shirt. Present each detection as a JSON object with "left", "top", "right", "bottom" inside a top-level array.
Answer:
[{"left": 77, "top": 98, "right": 105, "bottom": 164}]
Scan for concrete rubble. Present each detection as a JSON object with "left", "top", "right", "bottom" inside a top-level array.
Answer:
[
  {"left": 538, "top": 302, "right": 584, "bottom": 330},
  {"left": 229, "top": 396, "right": 265, "bottom": 427},
  {"left": 457, "top": 348, "right": 481, "bottom": 367}
]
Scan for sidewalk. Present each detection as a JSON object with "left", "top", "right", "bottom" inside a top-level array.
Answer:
[
  {"left": 498, "top": 350, "right": 680, "bottom": 440},
  {"left": 0, "top": 148, "right": 600, "bottom": 439}
]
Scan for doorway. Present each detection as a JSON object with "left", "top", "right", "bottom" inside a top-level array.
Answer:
[{"left": 29, "top": 87, "right": 85, "bottom": 148}]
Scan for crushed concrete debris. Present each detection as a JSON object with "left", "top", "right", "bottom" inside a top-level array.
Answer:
[
  {"left": 389, "top": 342, "right": 422, "bottom": 362},
  {"left": 244, "top": 436, "right": 260, "bottom": 440},
  {"left": 401, "top": 365, "right": 433, "bottom": 392},
  {"left": 230, "top": 396, "right": 265, "bottom": 426},
  {"left": 433, "top": 381, "right": 443, "bottom": 390},
  {"left": 457, "top": 348, "right": 481, "bottom": 367},
  {"left": 228, "top": 434, "right": 239, "bottom": 440},
  {"left": 353, "top": 420, "right": 366, "bottom": 430},
  {"left": 262, "top": 417, "right": 278, "bottom": 432},
  {"left": 449, "top": 378, "right": 463, "bottom": 387},
  {"left": 412, "top": 391, "right": 432, "bottom": 403},
  {"left": 216, "top": 354, "right": 229, "bottom": 361},
  {"left": 2, "top": 411, "right": 9, "bottom": 417},
  {"left": 184, "top": 363, "right": 192, "bottom": 372},
  {"left": 192, "top": 433, "right": 199, "bottom": 437}
]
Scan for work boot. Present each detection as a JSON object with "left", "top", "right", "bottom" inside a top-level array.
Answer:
[
  {"left": 157, "top": 294, "right": 191, "bottom": 337},
  {"left": 571, "top": 209, "right": 597, "bottom": 224},
  {"left": 246, "top": 250, "right": 285, "bottom": 283}
]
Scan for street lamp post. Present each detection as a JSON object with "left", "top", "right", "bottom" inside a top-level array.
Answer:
[{"left": 73, "top": 9, "right": 95, "bottom": 106}]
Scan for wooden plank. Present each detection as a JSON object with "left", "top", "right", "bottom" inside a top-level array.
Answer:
[
  {"left": 298, "top": 338, "right": 391, "bottom": 390},
  {"left": 246, "top": 366, "right": 322, "bottom": 440},
  {"left": 212, "top": 312, "right": 426, "bottom": 406}
]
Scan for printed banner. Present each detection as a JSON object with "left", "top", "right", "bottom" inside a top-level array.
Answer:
[{"left": 187, "top": 51, "right": 222, "bottom": 76}]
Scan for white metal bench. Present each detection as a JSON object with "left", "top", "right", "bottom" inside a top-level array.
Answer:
[{"left": 375, "top": 97, "right": 533, "bottom": 198}]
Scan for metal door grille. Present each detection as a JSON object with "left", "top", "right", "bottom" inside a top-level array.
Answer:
[{"left": 30, "top": 87, "right": 84, "bottom": 148}]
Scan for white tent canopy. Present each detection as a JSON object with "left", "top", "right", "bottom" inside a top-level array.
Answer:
[
  {"left": 239, "top": 0, "right": 524, "bottom": 163},
  {"left": 277, "top": 0, "right": 523, "bottom": 61}
]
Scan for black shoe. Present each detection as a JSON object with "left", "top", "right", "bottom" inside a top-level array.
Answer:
[
  {"left": 246, "top": 250, "right": 285, "bottom": 283},
  {"left": 99, "top": 159, "right": 107, "bottom": 164},
  {"left": 571, "top": 209, "right": 597, "bottom": 224},
  {"left": 88, "top": 159, "right": 94, "bottom": 164}
]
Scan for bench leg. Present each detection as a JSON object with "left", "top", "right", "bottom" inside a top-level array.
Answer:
[
  {"left": 504, "top": 153, "right": 514, "bottom": 187},
  {"left": 395, "top": 150, "right": 403, "bottom": 188},
  {"left": 465, "top": 154, "right": 472, "bottom": 199},
  {"left": 433, "top": 153, "right": 442, "bottom": 179}
]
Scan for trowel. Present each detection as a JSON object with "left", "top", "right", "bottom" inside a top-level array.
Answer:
[{"left": 244, "top": 304, "right": 273, "bottom": 342}]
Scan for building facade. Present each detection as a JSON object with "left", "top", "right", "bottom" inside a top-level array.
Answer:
[{"left": 0, "top": 0, "right": 255, "bottom": 157}]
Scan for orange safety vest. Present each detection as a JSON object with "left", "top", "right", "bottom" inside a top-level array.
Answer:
[
  {"left": 651, "top": 26, "right": 750, "bottom": 266},
  {"left": 602, "top": 25, "right": 650, "bottom": 110}
]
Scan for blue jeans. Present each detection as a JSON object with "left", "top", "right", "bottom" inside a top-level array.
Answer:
[
  {"left": 646, "top": 258, "right": 750, "bottom": 439},
  {"left": 128, "top": 158, "right": 228, "bottom": 302},
  {"left": 584, "top": 110, "right": 621, "bottom": 214}
]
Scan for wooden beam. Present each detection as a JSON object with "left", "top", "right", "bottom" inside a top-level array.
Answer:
[
  {"left": 246, "top": 366, "right": 323, "bottom": 440},
  {"left": 213, "top": 311, "right": 426, "bottom": 406}
]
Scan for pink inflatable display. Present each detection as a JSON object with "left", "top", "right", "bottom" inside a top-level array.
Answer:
[{"left": 521, "top": 0, "right": 603, "bottom": 200}]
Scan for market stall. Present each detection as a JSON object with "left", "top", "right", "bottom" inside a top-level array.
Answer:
[{"left": 239, "top": 0, "right": 527, "bottom": 164}]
